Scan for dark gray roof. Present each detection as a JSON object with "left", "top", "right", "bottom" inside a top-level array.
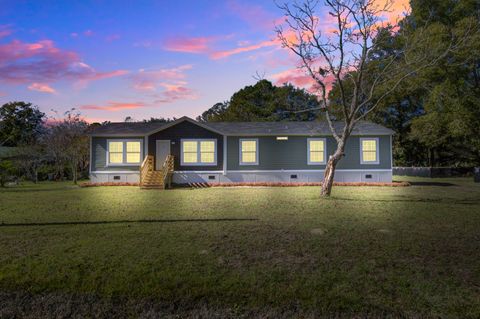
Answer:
[
  {"left": 88, "top": 121, "right": 168, "bottom": 136},
  {"left": 206, "top": 121, "right": 393, "bottom": 135},
  {"left": 89, "top": 117, "right": 393, "bottom": 136}
]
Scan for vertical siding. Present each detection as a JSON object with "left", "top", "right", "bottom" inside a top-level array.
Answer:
[
  {"left": 148, "top": 121, "right": 224, "bottom": 171},
  {"left": 227, "top": 135, "right": 392, "bottom": 170}
]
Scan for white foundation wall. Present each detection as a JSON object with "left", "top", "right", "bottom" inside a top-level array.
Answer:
[
  {"left": 90, "top": 172, "right": 140, "bottom": 183},
  {"left": 172, "top": 170, "right": 392, "bottom": 184}
]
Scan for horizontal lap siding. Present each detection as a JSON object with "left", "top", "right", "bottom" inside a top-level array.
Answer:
[
  {"left": 91, "top": 136, "right": 143, "bottom": 171},
  {"left": 227, "top": 135, "right": 391, "bottom": 170},
  {"left": 148, "top": 121, "right": 223, "bottom": 171}
]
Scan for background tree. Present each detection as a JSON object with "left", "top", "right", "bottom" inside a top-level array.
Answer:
[
  {"left": 351, "top": 0, "right": 480, "bottom": 167},
  {"left": 198, "top": 80, "right": 321, "bottom": 122},
  {"left": 0, "top": 101, "right": 45, "bottom": 147},
  {"left": 276, "top": 0, "right": 477, "bottom": 196}
]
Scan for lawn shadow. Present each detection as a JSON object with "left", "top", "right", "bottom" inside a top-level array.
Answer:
[
  {"left": 0, "top": 218, "right": 258, "bottom": 227},
  {"left": 408, "top": 181, "right": 457, "bottom": 187},
  {"left": 332, "top": 196, "right": 478, "bottom": 205}
]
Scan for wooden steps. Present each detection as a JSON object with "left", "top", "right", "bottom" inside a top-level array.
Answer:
[{"left": 139, "top": 155, "right": 174, "bottom": 190}]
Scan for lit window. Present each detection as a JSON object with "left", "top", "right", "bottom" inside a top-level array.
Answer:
[
  {"left": 109, "top": 142, "right": 123, "bottom": 164},
  {"left": 126, "top": 141, "right": 141, "bottom": 163},
  {"left": 240, "top": 139, "right": 258, "bottom": 165},
  {"left": 361, "top": 138, "right": 379, "bottom": 164},
  {"left": 276, "top": 136, "right": 288, "bottom": 140},
  {"left": 182, "top": 141, "right": 198, "bottom": 163},
  {"left": 308, "top": 138, "right": 326, "bottom": 164},
  {"left": 108, "top": 140, "right": 142, "bottom": 165},
  {"left": 200, "top": 141, "right": 215, "bottom": 163},
  {"left": 181, "top": 139, "right": 217, "bottom": 165}
]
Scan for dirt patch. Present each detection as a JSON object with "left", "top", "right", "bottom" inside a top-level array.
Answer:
[
  {"left": 310, "top": 228, "right": 327, "bottom": 235},
  {"left": 0, "top": 290, "right": 401, "bottom": 319}
]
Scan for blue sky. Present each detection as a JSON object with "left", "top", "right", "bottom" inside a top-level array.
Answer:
[{"left": 0, "top": 0, "right": 405, "bottom": 122}]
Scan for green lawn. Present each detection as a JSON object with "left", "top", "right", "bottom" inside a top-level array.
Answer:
[{"left": 0, "top": 178, "right": 479, "bottom": 318}]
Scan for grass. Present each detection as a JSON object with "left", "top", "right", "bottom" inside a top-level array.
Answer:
[{"left": 0, "top": 177, "right": 479, "bottom": 317}]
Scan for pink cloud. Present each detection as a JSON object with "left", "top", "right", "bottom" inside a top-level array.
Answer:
[
  {"left": 271, "top": 68, "right": 335, "bottom": 93},
  {"left": 164, "top": 37, "right": 213, "bottom": 54},
  {"left": 80, "top": 101, "right": 146, "bottom": 112},
  {"left": 210, "top": 39, "right": 277, "bottom": 59},
  {"left": 70, "top": 32, "right": 79, "bottom": 38},
  {"left": 0, "top": 39, "right": 127, "bottom": 85},
  {"left": 130, "top": 64, "right": 192, "bottom": 91},
  {"left": 226, "top": 0, "right": 277, "bottom": 30},
  {"left": 28, "top": 82, "right": 56, "bottom": 94},
  {"left": 154, "top": 82, "right": 199, "bottom": 104},
  {"left": 84, "top": 30, "right": 93, "bottom": 37},
  {"left": 0, "top": 25, "right": 13, "bottom": 39}
]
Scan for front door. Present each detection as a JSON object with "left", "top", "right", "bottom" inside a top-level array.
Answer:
[{"left": 155, "top": 140, "right": 171, "bottom": 170}]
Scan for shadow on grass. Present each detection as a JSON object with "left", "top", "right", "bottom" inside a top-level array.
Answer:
[
  {"left": 0, "top": 186, "right": 79, "bottom": 193},
  {"left": 0, "top": 218, "right": 258, "bottom": 227},
  {"left": 408, "top": 181, "right": 457, "bottom": 187},
  {"left": 332, "top": 197, "right": 478, "bottom": 205}
]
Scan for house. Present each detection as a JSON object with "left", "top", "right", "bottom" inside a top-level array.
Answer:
[{"left": 88, "top": 116, "right": 394, "bottom": 188}]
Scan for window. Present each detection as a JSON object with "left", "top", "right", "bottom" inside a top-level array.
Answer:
[
  {"left": 307, "top": 138, "right": 326, "bottom": 165},
  {"left": 107, "top": 140, "right": 142, "bottom": 165},
  {"left": 239, "top": 139, "right": 258, "bottom": 165},
  {"left": 276, "top": 136, "right": 288, "bottom": 140},
  {"left": 360, "top": 138, "right": 379, "bottom": 164},
  {"left": 126, "top": 141, "right": 141, "bottom": 163},
  {"left": 180, "top": 139, "right": 217, "bottom": 166}
]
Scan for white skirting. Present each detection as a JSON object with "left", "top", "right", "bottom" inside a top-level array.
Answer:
[
  {"left": 89, "top": 172, "right": 140, "bottom": 183},
  {"left": 90, "top": 170, "right": 392, "bottom": 184},
  {"left": 172, "top": 170, "right": 392, "bottom": 184}
]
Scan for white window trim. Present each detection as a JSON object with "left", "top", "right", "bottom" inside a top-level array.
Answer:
[
  {"left": 180, "top": 139, "right": 217, "bottom": 166},
  {"left": 360, "top": 137, "right": 380, "bottom": 165},
  {"left": 307, "top": 138, "right": 327, "bottom": 165},
  {"left": 239, "top": 138, "right": 259, "bottom": 166},
  {"left": 106, "top": 139, "right": 143, "bottom": 166}
]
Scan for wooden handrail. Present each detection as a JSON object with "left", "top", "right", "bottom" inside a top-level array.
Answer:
[
  {"left": 140, "top": 155, "right": 154, "bottom": 185},
  {"left": 161, "top": 155, "right": 174, "bottom": 188}
]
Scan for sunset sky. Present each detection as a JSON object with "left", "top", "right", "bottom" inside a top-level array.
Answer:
[{"left": 0, "top": 0, "right": 408, "bottom": 123}]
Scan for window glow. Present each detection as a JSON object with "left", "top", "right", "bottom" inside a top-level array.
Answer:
[
  {"left": 308, "top": 140, "right": 325, "bottom": 163},
  {"left": 108, "top": 140, "right": 142, "bottom": 165},
  {"left": 126, "top": 141, "right": 141, "bottom": 163},
  {"left": 276, "top": 136, "right": 288, "bottom": 140},
  {"left": 362, "top": 139, "right": 377, "bottom": 162},
  {"left": 108, "top": 141, "right": 124, "bottom": 164},
  {"left": 181, "top": 140, "right": 216, "bottom": 165},
  {"left": 240, "top": 140, "right": 257, "bottom": 164}
]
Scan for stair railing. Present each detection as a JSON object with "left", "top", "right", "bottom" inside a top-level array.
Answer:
[
  {"left": 161, "top": 155, "right": 174, "bottom": 188},
  {"left": 140, "top": 155, "right": 154, "bottom": 185}
]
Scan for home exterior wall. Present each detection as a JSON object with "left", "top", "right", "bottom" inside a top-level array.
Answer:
[
  {"left": 172, "top": 135, "right": 392, "bottom": 184},
  {"left": 147, "top": 120, "right": 224, "bottom": 171},
  {"left": 226, "top": 135, "right": 392, "bottom": 170},
  {"left": 90, "top": 136, "right": 145, "bottom": 183},
  {"left": 90, "top": 120, "right": 393, "bottom": 184}
]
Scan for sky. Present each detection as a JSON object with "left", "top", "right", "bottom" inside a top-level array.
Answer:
[{"left": 0, "top": 0, "right": 408, "bottom": 123}]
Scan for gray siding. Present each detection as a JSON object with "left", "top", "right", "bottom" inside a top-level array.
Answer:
[
  {"left": 91, "top": 136, "right": 144, "bottom": 172},
  {"left": 227, "top": 135, "right": 391, "bottom": 170},
  {"left": 148, "top": 120, "right": 223, "bottom": 171}
]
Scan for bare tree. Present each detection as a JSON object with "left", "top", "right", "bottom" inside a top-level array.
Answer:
[
  {"left": 276, "top": 0, "right": 477, "bottom": 196},
  {"left": 47, "top": 111, "right": 89, "bottom": 184}
]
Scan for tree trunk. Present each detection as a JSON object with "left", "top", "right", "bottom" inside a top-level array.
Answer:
[
  {"left": 321, "top": 147, "right": 344, "bottom": 197},
  {"left": 72, "top": 161, "right": 77, "bottom": 185}
]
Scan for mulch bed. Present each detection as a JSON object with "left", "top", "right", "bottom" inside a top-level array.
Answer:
[{"left": 80, "top": 181, "right": 410, "bottom": 188}]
